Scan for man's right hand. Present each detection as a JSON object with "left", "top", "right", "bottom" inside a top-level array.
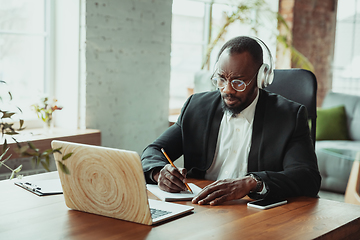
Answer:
[{"left": 153, "top": 164, "right": 188, "bottom": 193}]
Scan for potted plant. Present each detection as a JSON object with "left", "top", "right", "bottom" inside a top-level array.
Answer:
[
  {"left": 31, "top": 97, "right": 63, "bottom": 134},
  {"left": 0, "top": 81, "right": 70, "bottom": 179}
]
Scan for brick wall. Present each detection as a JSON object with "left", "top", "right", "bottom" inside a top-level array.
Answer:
[
  {"left": 84, "top": 0, "right": 172, "bottom": 153},
  {"left": 277, "top": 0, "right": 338, "bottom": 106}
]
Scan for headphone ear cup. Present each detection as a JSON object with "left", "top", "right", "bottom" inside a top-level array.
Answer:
[{"left": 257, "top": 63, "right": 269, "bottom": 89}]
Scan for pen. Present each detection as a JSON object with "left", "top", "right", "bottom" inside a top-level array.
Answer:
[{"left": 161, "top": 148, "right": 193, "bottom": 193}]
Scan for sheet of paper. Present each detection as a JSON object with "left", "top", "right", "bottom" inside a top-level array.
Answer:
[{"left": 146, "top": 183, "right": 202, "bottom": 202}]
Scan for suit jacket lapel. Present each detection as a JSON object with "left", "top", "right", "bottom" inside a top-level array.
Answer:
[
  {"left": 203, "top": 90, "right": 268, "bottom": 172},
  {"left": 248, "top": 89, "right": 267, "bottom": 172},
  {"left": 205, "top": 92, "right": 223, "bottom": 169}
]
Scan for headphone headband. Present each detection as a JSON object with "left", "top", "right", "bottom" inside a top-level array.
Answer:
[
  {"left": 212, "top": 36, "right": 274, "bottom": 89},
  {"left": 249, "top": 36, "right": 274, "bottom": 88}
]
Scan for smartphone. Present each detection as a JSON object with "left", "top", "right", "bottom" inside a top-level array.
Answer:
[{"left": 247, "top": 198, "right": 287, "bottom": 210}]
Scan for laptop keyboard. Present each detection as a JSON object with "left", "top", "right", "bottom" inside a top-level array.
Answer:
[{"left": 150, "top": 208, "right": 172, "bottom": 219}]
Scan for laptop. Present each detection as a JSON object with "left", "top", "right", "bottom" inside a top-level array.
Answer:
[{"left": 51, "top": 140, "right": 194, "bottom": 225}]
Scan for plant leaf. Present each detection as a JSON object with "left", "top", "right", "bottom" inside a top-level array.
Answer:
[
  {"left": 19, "top": 145, "right": 29, "bottom": 154},
  {"left": 12, "top": 137, "right": 22, "bottom": 149},
  {"left": 42, "top": 149, "right": 53, "bottom": 156},
  {"left": 41, "top": 161, "right": 50, "bottom": 172},
  {"left": 31, "top": 157, "right": 37, "bottom": 168},
  {"left": 2, "top": 140, "right": 8, "bottom": 156},
  {"left": 20, "top": 151, "right": 38, "bottom": 157},
  {"left": 31, "top": 156, "right": 41, "bottom": 166},
  {"left": 13, "top": 164, "right": 22, "bottom": 173},
  {"left": 27, "top": 141, "right": 39, "bottom": 152},
  {"left": 52, "top": 147, "right": 62, "bottom": 154},
  {"left": 0, "top": 147, "right": 10, "bottom": 160},
  {"left": 1, "top": 111, "right": 15, "bottom": 119},
  {"left": 10, "top": 171, "right": 15, "bottom": 180},
  {"left": 45, "top": 155, "right": 50, "bottom": 166},
  {"left": 57, "top": 161, "right": 70, "bottom": 174},
  {"left": 0, "top": 154, "right": 12, "bottom": 167},
  {"left": 62, "top": 152, "right": 73, "bottom": 161},
  {"left": 19, "top": 119, "right": 24, "bottom": 129},
  {"left": 4, "top": 131, "right": 19, "bottom": 135}
]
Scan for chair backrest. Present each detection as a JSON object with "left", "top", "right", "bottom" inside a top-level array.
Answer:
[{"left": 264, "top": 69, "right": 317, "bottom": 147}]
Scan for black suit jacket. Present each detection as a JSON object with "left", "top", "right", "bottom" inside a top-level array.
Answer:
[{"left": 141, "top": 89, "right": 321, "bottom": 199}]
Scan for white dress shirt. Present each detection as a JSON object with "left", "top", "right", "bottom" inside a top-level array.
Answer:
[
  {"left": 205, "top": 90, "right": 267, "bottom": 194},
  {"left": 205, "top": 91, "right": 258, "bottom": 181}
]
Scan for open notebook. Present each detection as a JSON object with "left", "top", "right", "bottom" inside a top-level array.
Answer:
[
  {"left": 51, "top": 140, "right": 194, "bottom": 225},
  {"left": 147, "top": 183, "right": 202, "bottom": 201}
]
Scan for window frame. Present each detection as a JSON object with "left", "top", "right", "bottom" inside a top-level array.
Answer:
[{"left": 0, "top": 0, "right": 55, "bottom": 129}]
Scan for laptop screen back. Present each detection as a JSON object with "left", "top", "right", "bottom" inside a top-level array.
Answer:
[{"left": 51, "top": 140, "right": 153, "bottom": 225}]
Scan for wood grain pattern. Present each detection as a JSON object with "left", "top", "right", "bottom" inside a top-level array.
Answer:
[{"left": 51, "top": 141, "right": 152, "bottom": 225}]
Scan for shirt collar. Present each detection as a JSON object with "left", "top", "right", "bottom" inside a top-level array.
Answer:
[{"left": 226, "top": 89, "right": 259, "bottom": 123}]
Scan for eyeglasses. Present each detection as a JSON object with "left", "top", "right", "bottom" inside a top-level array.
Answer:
[{"left": 211, "top": 72, "right": 257, "bottom": 92}]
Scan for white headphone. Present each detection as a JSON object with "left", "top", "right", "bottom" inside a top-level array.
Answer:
[
  {"left": 213, "top": 36, "right": 274, "bottom": 89},
  {"left": 251, "top": 36, "right": 274, "bottom": 89}
]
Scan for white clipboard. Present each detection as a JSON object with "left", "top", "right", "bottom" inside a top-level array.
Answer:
[{"left": 15, "top": 178, "right": 63, "bottom": 196}]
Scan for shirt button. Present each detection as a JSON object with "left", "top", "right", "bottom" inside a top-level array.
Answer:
[
  {"left": 225, "top": 171, "right": 228, "bottom": 175},
  {"left": 236, "top": 128, "right": 240, "bottom": 132}
]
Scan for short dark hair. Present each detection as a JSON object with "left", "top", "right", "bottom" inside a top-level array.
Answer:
[{"left": 217, "top": 36, "right": 263, "bottom": 67}]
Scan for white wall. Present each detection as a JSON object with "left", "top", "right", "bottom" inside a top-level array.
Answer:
[
  {"left": 54, "top": 0, "right": 80, "bottom": 130},
  {"left": 84, "top": 0, "right": 172, "bottom": 154}
]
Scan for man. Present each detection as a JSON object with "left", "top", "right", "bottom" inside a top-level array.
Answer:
[{"left": 141, "top": 36, "right": 321, "bottom": 206}]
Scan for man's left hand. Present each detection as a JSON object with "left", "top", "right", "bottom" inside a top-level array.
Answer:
[{"left": 192, "top": 176, "right": 256, "bottom": 206}]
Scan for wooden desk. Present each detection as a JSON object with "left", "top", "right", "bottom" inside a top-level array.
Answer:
[{"left": 1, "top": 172, "right": 360, "bottom": 240}]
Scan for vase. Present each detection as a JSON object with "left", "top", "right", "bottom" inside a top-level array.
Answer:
[{"left": 43, "top": 120, "right": 54, "bottom": 134}]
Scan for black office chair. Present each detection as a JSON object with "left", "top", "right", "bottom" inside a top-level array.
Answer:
[{"left": 264, "top": 69, "right": 317, "bottom": 147}]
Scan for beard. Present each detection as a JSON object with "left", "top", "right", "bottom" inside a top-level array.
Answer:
[{"left": 221, "top": 94, "right": 245, "bottom": 115}]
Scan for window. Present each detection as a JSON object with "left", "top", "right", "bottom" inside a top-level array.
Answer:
[
  {"left": 333, "top": 0, "right": 360, "bottom": 96},
  {"left": 170, "top": 0, "right": 205, "bottom": 114},
  {"left": 0, "top": 0, "right": 53, "bottom": 124},
  {"left": 170, "top": 0, "right": 278, "bottom": 116}
]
